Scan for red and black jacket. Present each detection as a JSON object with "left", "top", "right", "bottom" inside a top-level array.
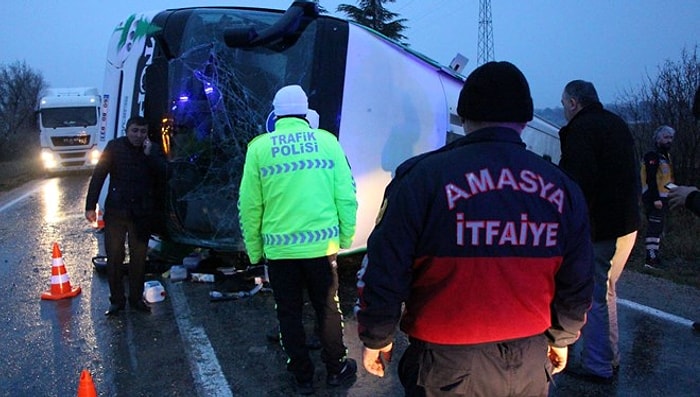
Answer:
[{"left": 356, "top": 127, "right": 593, "bottom": 349}]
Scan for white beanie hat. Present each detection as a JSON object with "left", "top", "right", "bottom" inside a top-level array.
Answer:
[
  {"left": 306, "top": 109, "right": 319, "bottom": 128},
  {"left": 273, "top": 85, "right": 308, "bottom": 117}
]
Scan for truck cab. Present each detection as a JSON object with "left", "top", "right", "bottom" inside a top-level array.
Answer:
[{"left": 38, "top": 87, "right": 101, "bottom": 172}]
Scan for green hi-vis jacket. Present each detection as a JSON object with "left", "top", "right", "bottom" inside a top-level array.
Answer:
[{"left": 238, "top": 117, "right": 358, "bottom": 264}]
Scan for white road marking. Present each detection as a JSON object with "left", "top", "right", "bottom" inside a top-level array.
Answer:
[
  {"left": 0, "top": 190, "right": 34, "bottom": 213},
  {"left": 618, "top": 298, "right": 694, "bottom": 327},
  {"left": 169, "top": 282, "right": 233, "bottom": 397}
]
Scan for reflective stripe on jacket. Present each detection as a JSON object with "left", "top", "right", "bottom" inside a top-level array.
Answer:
[{"left": 238, "top": 117, "right": 357, "bottom": 263}]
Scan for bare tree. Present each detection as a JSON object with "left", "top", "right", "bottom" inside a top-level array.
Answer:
[
  {"left": 336, "top": 0, "right": 409, "bottom": 44},
  {"left": 0, "top": 61, "right": 47, "bottom": 160},
  {"left": 618, "top": 46, "right": 700, "bottom": 184}
]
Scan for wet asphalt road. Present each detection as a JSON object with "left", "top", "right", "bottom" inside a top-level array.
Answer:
[{"left": 0, "top": 173, "right": 699, "bottom": 396}]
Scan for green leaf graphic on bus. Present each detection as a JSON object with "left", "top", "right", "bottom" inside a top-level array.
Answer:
[{"left": 115, "top": 14, "right": 161, "bottom": 51}]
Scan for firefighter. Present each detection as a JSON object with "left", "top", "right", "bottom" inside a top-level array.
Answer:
[{"left": 356, "top": 62, "right": 594, "bottom": 396}]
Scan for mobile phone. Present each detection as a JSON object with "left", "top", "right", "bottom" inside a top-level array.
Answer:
[{"left": 665, "top": 182, "right": 678, "bottom": 190}]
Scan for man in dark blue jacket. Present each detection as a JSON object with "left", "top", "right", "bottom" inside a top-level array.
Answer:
[
  {"left": 356, "top": 62, "right": 594, "bottom": 396},
  {"left": 559, "top": 80, "right": 641, "bottom": 383},
  {"left": 85, "top": 116, "right": 166, "bottom": 315}
]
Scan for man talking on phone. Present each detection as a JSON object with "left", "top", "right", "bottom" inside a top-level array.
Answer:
[{"left": 85, "top": 115, "right": 166, "bottom": 315}]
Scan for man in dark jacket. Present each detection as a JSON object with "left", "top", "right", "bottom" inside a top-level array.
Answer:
[
  {"left": 85, "top": 116, "right": 166, "bottom": 315},
  {"left": 668, "top": 184, "right": 700, "bottom": 333},
  {"left": 669, "top": 88, "right": 700, "bottom": 217},
  {"left": 559, "top": 80, "right": 641, "bottom": 383},
  {"left": 357, "top": 62, "right": 594, "bottom": 396}
]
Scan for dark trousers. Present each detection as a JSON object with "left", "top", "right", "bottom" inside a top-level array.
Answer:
[
  {"left": 267, "top": 257, "right": 347, "bottom": 381},
  {"left": 644, "top": 198, "right": 668, "bottom": 258},
  {"left": 104, "top": 213, "right": 148, "bottom": 306},
  {"left": 398, "top": 335, "right": 550, "bottom": 397}
]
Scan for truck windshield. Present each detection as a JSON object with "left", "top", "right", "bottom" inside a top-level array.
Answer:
[{"left": 41, "top": 107, "right": 97, "bottom": 128}]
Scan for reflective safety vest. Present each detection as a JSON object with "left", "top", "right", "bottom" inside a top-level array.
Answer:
[
  {"left": 238, "top": 117, "right": 357, "bottom": 263},
  {"left": 641, "top": 150, "right": 673, "bottom": 199}
]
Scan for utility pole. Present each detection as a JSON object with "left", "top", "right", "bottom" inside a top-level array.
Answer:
[{"left": 477, "top": 0, "right": 494, "bottom": 65}]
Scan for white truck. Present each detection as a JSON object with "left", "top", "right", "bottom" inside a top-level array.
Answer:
[
  {"left": 38, "top": 87, "right": 101, "bottom": 172},
  {"left": 98, "top": 1, "right": 561, "bottom": 255}
]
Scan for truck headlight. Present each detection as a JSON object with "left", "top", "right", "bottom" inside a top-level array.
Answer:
[
  {"left": 41, "top": 150, "right": 57, "bottom": 168},
  {"left": 90, "top": 148, "right": 101, "bottom": 165}
]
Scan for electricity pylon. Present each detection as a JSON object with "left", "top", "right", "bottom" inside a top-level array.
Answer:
[{"left": 477, "top": 0, "right": 494, "bottom": 65}]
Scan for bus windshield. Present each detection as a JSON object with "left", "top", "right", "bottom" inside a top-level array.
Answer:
[{"left": 146, "top": 8, "right": 347, "bottom": 250}]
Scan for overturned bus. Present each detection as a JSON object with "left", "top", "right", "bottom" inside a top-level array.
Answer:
[{"left": 97, "top": 1, "right": 560, "bottom": 257}]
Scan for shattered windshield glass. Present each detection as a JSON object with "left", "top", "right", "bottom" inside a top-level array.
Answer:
[{"left": 161, "top": 9, "right": 316, "bottom": 250}]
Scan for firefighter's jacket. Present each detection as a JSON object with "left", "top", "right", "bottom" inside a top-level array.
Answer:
[
  {"left": 238, "top": 117, "right": 357, "bottom": 264},
  {"left": 356, "top": 127, "right": 594, "bottom": 349}
]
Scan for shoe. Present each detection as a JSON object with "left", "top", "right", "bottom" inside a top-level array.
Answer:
[
  {"left": 644, "top": 262, "right": 666, "bottom": 270},
  {"left": 326, "top": 358, "right": 357, "bottom": 387},
  {"left": 293, "top": 377, "right": 314, "bottom": 395},
  {"left": 644, "top": 252, "right": 666, "bottom": 270},
  {"left": 564, "top": 364, "right": 614, "bottom": 385},
  {"left": 130, "top": 300, "right": 151, "bottom": 313},
  {"left": 693, "top": 322, "right": 700, "bottom": 332},
  {"left": 105, "top": 303, "right": 124, "bottom": 316}
]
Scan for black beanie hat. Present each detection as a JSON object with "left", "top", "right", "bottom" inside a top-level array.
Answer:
[{"left": 457, "top": 61, "right": 534, "bottom": 123}]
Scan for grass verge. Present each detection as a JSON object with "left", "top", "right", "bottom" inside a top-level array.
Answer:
[{"left": 0, "top": 157, "right": 44, "bottom": 192}]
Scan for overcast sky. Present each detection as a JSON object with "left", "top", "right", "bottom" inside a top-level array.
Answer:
[{"left": 1, "top": 0, "right": 698, "bottom": 108}]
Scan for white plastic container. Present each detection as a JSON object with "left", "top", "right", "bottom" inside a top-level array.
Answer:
[
  {"left": 143, "top": 280, "right": 166, "bottom": 303},
  {"left": 170, "top": 265, "right": 188, "bottom": 281},
  {"left": 182, "top": 254, "right": 201, "bottom": 270},
  {"left": 190, "top": 273, "right": 215, "bottom": 283}
]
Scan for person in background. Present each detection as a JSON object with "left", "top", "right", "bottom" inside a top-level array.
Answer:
[
  {"left": 357, "top": 61, "right": 594, "bottom": 396},
  {"left": 668, "top": 184, "right": 700, "bottom": 332},
  {"left": 641, "top": 125, "right": 676, "bottom": 270},
  {"left": 670, "top": 87, "right": 700, "bottom": 333},
  {"left": 558, "top": 79, "right": 641, "bottom": 384},
  {"left": 238, "top": 85, "right": 358, "bottom": 395},
  {"left": 85, "top": 115, "right": 166, "bottom": 316}
]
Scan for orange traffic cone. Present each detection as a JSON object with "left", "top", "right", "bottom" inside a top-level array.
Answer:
[
  {"left": 41, "top": 242, "right": 81, "bottom": 300},
  {"left": 94, "top": 204, "right": 105, "bottom": 230},
  {"left": 76, "top": 369, "right": 97, "bottom": 397}
]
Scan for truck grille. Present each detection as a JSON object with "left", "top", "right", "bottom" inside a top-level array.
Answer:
[
  {"left": 51, "top": 136, "right": 91, "bottom": 147},
  {"left": 59, "top": 152, "right": 86, "bottom": 159}
]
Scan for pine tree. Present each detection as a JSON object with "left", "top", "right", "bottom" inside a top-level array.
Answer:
[{"left": 336, "top": 0, "right": 408, "bottom": 43}]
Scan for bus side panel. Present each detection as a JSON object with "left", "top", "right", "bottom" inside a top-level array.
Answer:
[
  {"left": 101, "top": 12, "right": 160, "bottom": 145},
  {"left": 339, "top": 24, "right": 451, "bottom": 251},
  {"left": 96, "top": 12, "right": 160, "bottom": 219},
  {"left": 521, "top": 116, "right": 562, "bottom": 163}
]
